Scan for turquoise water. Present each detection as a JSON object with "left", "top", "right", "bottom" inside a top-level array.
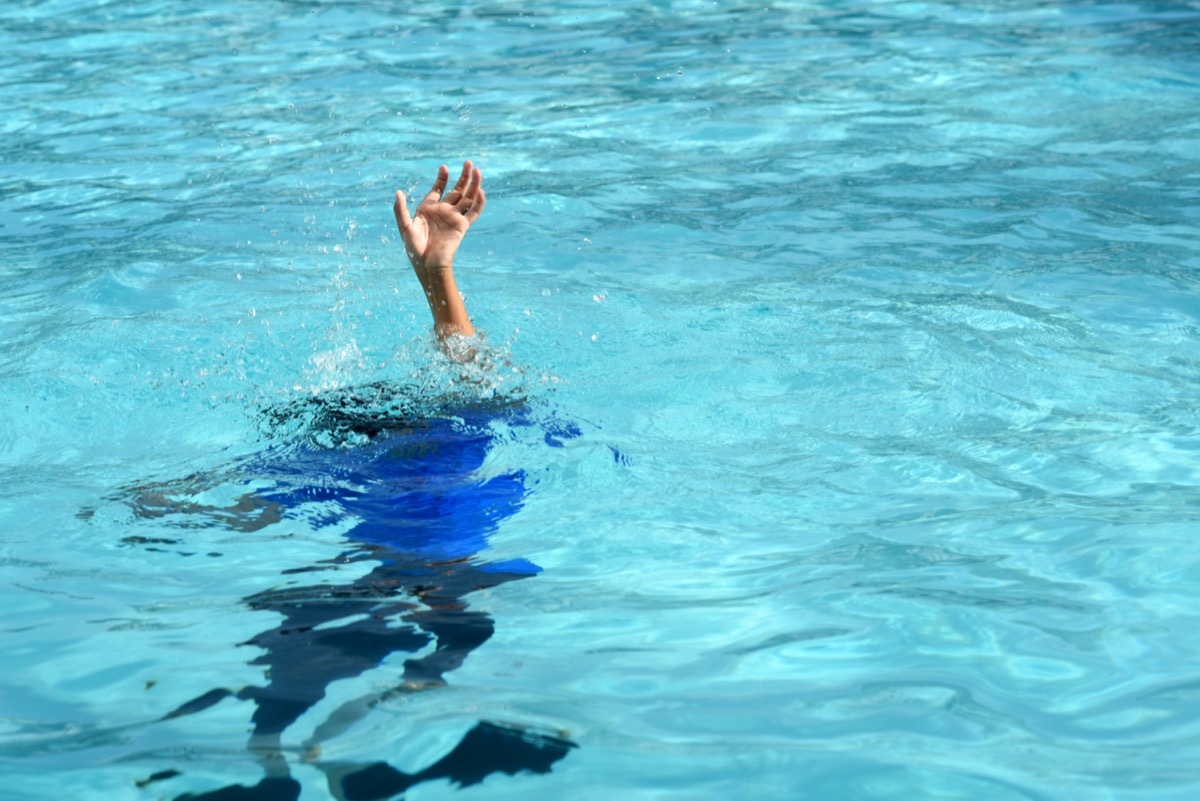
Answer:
[{"left": 3, "top": 0, "right": 1200, "bottom": 798}]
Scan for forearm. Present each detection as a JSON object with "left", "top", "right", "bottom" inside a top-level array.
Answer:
[{"left": 420, "top": 264, "right": 474, "bottom": 339}]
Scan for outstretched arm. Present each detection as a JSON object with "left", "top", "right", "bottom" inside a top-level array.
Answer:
[{"left": 393, "top": 161, "right": 487, "bottom": 340}]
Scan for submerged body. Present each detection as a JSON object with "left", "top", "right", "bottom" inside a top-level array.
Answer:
[{"left": 120, "top": 398, "right": 577, "bottom": 801}]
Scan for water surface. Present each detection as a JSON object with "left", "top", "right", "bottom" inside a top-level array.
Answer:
[{"left": 2, "top": 1, "right": 1200, "bottom": 799}]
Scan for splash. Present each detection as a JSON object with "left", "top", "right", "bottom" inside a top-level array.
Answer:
[
  {"left": 259, "top": 333, "right": 537, "bottom": 449},
  {"left": 304, "top": 338, "right": 366, "bottom": 393}
]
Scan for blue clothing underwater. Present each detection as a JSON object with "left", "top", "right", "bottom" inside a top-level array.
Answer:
[
  {"left": 255, "top": 413, "right": 535, "bottom": 568},
  {"left": 112, "top": 388, "right": 579, "bottom": 801}
]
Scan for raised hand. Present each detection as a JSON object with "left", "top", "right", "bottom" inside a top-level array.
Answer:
[
  {"left": 392, "top": 161, "right": 486, "bottom": 340},
  {"left": 393, "top": 160, "right": 486, "bottom": 273}
]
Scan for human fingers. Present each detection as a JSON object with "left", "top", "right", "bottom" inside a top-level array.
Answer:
[
  {"left": 393, "top": 190, "right": 413, "bottom": 232},
  {"left": 455, "top": 167, "right": 482, "bottom": 213},
  {"left": 423, "top": 164, "right": 451, "bottom": 203},
  {"left": 444, "top": 160, "right": 473, "bottom": 205},
  {"left": 464, "top": 187, "right": 486, "bottom": 225}
]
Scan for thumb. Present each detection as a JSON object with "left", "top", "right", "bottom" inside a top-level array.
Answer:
[{"left": 393, "top": 190, "right": 412, "bottom": 232}]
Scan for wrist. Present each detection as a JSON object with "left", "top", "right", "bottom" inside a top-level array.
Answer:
[{"left": 423, "top": 262, "right": 455, "bottom": 283}]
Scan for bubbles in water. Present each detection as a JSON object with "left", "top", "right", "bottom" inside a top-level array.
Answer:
[{"left": 306, "top": 340, "right": 364, "bottom": 392}]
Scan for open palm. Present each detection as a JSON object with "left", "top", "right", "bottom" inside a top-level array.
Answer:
[{"left": 393, "top": 161, "right": 486, "bottom": 272}]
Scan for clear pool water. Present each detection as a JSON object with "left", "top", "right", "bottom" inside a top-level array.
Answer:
[{"left": 3, "top": 1, "right": 1200, "bottom": 799}]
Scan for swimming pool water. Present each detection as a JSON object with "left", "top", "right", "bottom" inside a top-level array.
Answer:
[{"left": 3, "top": 1, "right": 1200, "bottom": 799}]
